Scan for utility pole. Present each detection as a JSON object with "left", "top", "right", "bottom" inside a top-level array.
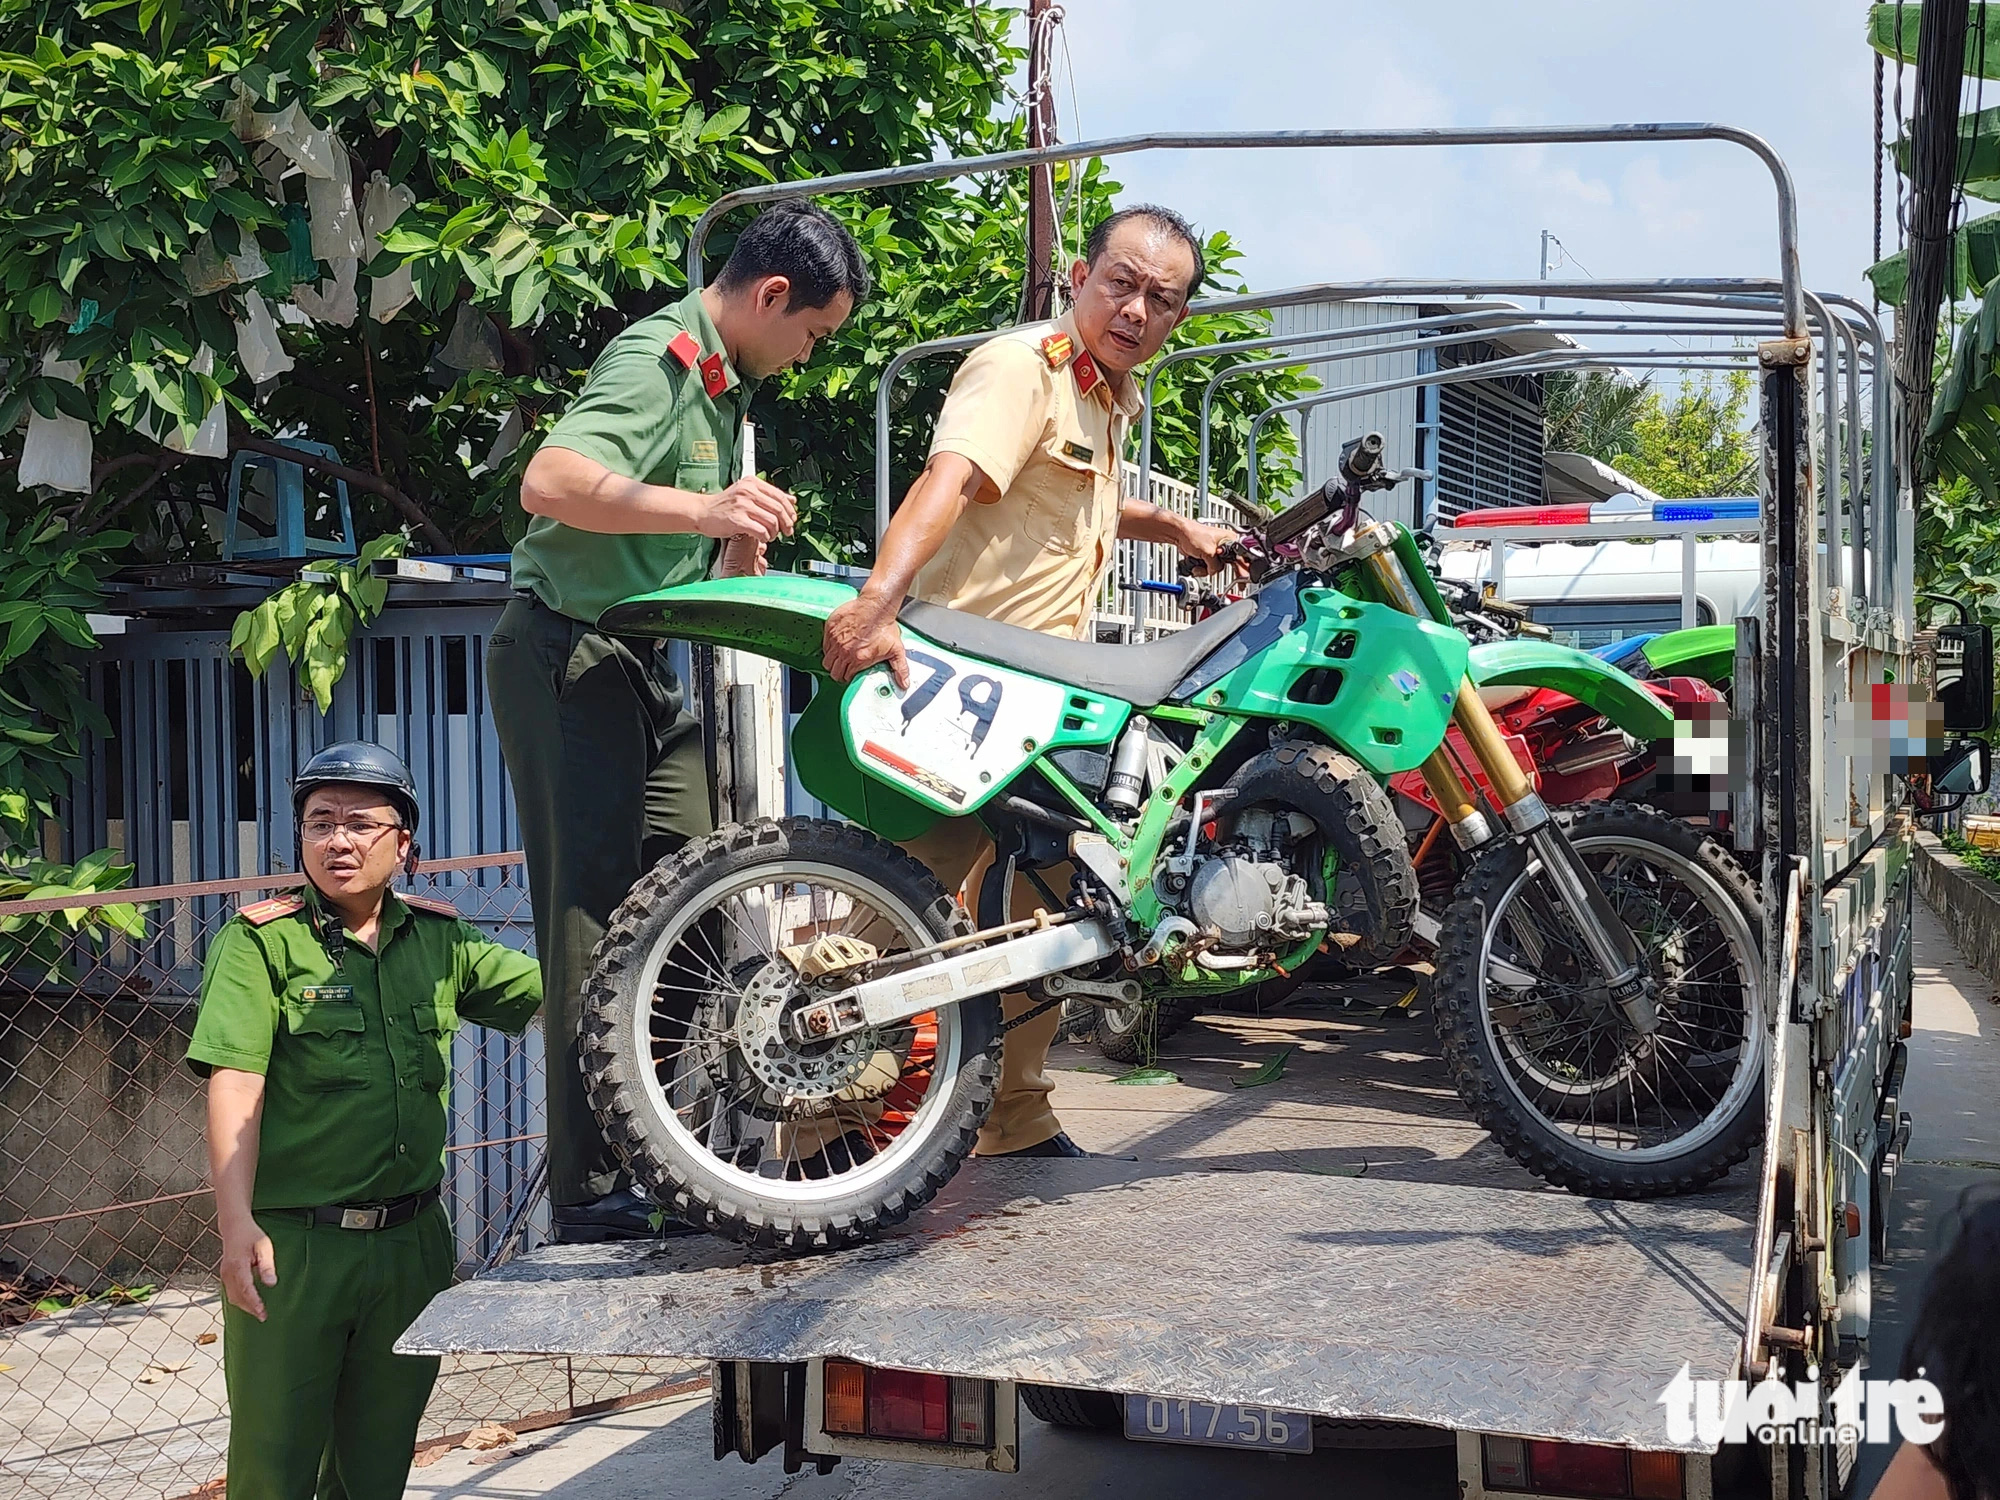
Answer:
[
  {"left": 1024, "top": 0, "right": 1058, "bottom": 323},
  {"left": 1539, "top": 229, "right": 1552, "bottom": 311},
  {"left": 1898, "top": 0, "right": 1972, "bottom": 485}
]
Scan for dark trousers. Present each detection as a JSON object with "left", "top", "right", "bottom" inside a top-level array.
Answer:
[
  {"left": 222, "top": 1203, "right": 453, "bottom": 1500},
  {"left": 486, "top": 594, "right": 714, "bottom": 1205}
]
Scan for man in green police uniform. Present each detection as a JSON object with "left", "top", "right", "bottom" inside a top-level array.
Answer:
[
  {"left": 487, "top": 201, "right": 869, "bottom": 1241},
  {"left": 188, "top": 743, "right": 542, "bottom": 1500}
]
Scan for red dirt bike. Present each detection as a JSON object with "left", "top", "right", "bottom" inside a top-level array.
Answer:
[{"left": 1089, "top": 571, "right": 1728, "bottom": 1062}]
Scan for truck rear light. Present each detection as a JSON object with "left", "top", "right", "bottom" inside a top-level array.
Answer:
[
  {"left": 823, "top": 1359, "right": 866, "bottom": 1434},
  {"left": 868, "top": 1367, "right": 950, "bottom": 1441},
  {"left": 1527, "top": 1439, "right": 1631, "bottom": 1496},
  {"left": 949, "top": 1376, "right": 991, "bottom": 1446},
  {"left": 1629, "top": 1449, "right": 1684, "bottom": 1499},
  {"left": 1483, "top": 1434, "right": 1530, "bottom": 1487},
  {"left": 810, "top": 1359, "right": 1012, "bottom": 1465}
]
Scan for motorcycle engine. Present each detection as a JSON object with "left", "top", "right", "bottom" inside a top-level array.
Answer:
[{"left": 1182, "top": 808, "right": 1328, "bottom": 951}]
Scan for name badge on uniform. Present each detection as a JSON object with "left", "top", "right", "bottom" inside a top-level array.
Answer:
[
  {"left": 689, "top": 438, "right": 719, "bottom": 463},
  {"left": 1062, "top": 441, "right": 1095, "bottom": 463},
  {"left": 297, "top": 985, "right": 356, "bottom": 1005}
]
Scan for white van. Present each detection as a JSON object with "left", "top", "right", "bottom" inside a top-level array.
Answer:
[
  {"left": 1434, "top": 495, "right": 1763, "bottom": 649},
  {"left": 1437, "top": 535, "right": 1762, "bottom": 648}
]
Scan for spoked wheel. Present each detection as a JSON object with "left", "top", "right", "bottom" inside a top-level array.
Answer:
[
  {"left": 1432, "top": 803, "right": 1764, "bottom": 1198},
  {"left": 580, "top": 819, "right": 1002, "bottom": 1251}
]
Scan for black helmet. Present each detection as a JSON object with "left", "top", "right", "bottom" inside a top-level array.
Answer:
[{"left": 292, "top": 741, "right": 421, "bottom": 835}]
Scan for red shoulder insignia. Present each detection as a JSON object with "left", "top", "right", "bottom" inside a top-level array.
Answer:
[
  {"left": 1039, "top": 331, "right": 1074, "bottom": 368},
  {"left": 699, "top": 352, "right": 728, "bottom": 398},
  {"left": 400, "top": 894, "right": 462, "bottom": 919},
  {"left": 238, "top": 894, "right": 305, "bottom": 927},
  {"left": 1072, "top": 350, "right": 1101, "bottom": 399},
  {"left": 666, "top": 330, "right": 701, "bottom": 370}
]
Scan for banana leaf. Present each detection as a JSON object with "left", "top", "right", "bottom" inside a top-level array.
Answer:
[
  {"left": 1865, "top": 208, "right": 2000, "bottom": 307},
  {"left": 1870, "top": 4, "right": 2000, "bottom": 78},
  {"left": 1891, "top": 103, "right": 2000, "bottom": 199},
  {"left": 1928, "top": 273, "right": 2000, "bottom": 500}
]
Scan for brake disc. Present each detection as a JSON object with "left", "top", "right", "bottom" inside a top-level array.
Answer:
[{"left": 733, "top": 960, "right": 878, "bottom": 1101}]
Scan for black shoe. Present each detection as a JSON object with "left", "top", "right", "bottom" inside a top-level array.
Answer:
[
  {"left": 785, "top": 1130, "right": 878, "bottom": 1181},
  {"left": 551, "top": 1188, "right": 700, "bottom": 1244},
  {"left": 983, "top": 1131, "right": 1133, "bottom": 1161}
]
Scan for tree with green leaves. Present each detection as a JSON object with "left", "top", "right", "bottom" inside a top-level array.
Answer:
[
  {"left": 1541, "top": 368, "right": 1757, "bottom": 501},
  {"left": 1542, "top": 369, "right": 1651, "bottom": 464},
  {"left": 0, "top": 1, "right": 1306, "bottom": 559},
  {"left": 0, "top": 0, "right": 1313, "bottom": 900}
]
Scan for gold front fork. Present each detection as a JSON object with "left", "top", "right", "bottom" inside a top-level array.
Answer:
[
  {"left": 1356, "top": 527, "right": 1652, "bottom": 1019},
  {"left": 1358, "top": 539, "right": 1528, "bottom": 847}
]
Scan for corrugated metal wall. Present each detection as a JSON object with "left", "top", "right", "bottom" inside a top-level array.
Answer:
[{"left": 1268, "top": 301, "right": 1423, "bottom": 529}]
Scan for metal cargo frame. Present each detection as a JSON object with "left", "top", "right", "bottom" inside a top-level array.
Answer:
[{"left": 404, "top": 126, "right": 1914, "bottom": 1496}]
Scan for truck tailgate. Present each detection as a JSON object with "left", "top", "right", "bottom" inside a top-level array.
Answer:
[{"left": 402, "top": 986, "right": 1756, "bottom": 1452}]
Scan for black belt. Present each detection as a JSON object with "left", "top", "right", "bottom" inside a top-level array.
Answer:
[{"left": 293, "top": 1186, "right": 439, "bottom": 1231}]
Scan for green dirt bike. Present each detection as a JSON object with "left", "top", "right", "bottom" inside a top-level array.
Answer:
[{"left": 580, "top": 435, "right": 1764, "bottom": 1250}]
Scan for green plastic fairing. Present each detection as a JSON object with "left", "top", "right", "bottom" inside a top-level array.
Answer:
[
  {"left": 1469, "top": 640, "right": 1675, "bottom": 740},
  {"left": 792, "top": 686, "right": 937, "bottom": 841},
  {"left": 596, "top": 574, "right": 856, "bottom": 673},
  {"left": 1192, "top": 589, "right": 1468, "bottom": 775},
  {"left": 1640, "top": 624, "right": 1737, "bottom": 687}
]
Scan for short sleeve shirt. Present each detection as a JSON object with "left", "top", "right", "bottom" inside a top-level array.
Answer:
[
  {"left": 913, "top": 311, "right": 1142, "bottom": 640},
  {"left": 511, "top": 289, "right": 757, "bottom": 626},
  {"left": 186, "top": 889, "right": 543, "bottom": 1210}
]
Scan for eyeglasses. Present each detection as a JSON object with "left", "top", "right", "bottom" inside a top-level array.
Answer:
[{"left": 301, "top": 818, "right": 404, "bottom": 845}]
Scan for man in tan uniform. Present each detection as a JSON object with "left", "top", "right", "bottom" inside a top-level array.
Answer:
[{"left": 822, "top": 204, "right": 1237, "bottom": 1158}]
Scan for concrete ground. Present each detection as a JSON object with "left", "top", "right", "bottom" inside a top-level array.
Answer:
[
  {"left": 396, "top": 907, "right": 2000, "bottom": 1499},
  {"left": 0, "top": 1279, "right": 692, "bottom": 1500}
]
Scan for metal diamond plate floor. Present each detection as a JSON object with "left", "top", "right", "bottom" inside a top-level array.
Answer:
[{"left": 404, "top": 981, "right": 1755, "bottom": 1451}]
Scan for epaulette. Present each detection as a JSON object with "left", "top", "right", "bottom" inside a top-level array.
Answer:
[
  {"left": 666, "top": 330, "right": 701, "bottom": 370},
  {"left": 238, "top": 894, "right": 305, "bottom": 926},
  {"left": 401, "top": 893, "right": 462, "bottom": 919},
  {"left": 1039, "top": 331, "right": 1074, "bottom": 369}
]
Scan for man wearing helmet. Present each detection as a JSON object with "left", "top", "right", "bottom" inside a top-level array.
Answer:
[{"left": 185, "top": 743, "right": 542, "bottom": 1500}]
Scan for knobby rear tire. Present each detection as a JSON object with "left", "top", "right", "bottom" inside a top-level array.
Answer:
[{"left": 578, "top": 817, "right": 1002, "bottom": 1252}]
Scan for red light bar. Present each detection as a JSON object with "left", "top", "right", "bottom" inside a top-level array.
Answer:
[{"left": 1450, "top": 505, "right": 1595, "bottom": 528}]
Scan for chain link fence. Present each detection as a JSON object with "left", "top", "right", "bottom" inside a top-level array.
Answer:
[{"left": 1, "top": 854, "right": 700, "bottom": 1500}]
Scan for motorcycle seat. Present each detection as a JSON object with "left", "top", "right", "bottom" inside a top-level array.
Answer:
[{"left": 897, "top": 596, "right": 1259, "bottom": 709}]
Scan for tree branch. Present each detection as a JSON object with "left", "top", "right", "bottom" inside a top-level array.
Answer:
[{"left": 231, "top": 430, "right": 457, "bottom": 553}]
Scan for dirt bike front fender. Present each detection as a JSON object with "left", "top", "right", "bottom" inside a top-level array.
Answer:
[
  {"left": 1640, "top": 623, "right": 1737, "bottom": 687},
  {"left": 596, "top": 573, "right": 856, "bottom": 673},
  {"left": 1467, "top": 640, "right": 1676, "bottom": 741},
  {"left": 600, "top": 575, "right": 943, "bottom": 839}
]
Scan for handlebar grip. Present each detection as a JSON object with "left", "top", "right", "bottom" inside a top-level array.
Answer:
[
  {"left": 1179, "top": 540, "right": 1248, "bottom": 576},
  {"left": 1123, "top": 579, "right": 1188, "bottom": 595},
  {"left": 1338, "top": 432, "right": 1386, "bottom": 483}
]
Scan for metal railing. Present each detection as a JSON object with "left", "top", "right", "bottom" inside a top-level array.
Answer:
[{"left": 681, "top": 125, "right": 1806, "bottom": 336}]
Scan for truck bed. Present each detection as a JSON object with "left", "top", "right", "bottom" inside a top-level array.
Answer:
[{"left": 402, "top": 973, "right": 1756, "bottom": 1451}]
